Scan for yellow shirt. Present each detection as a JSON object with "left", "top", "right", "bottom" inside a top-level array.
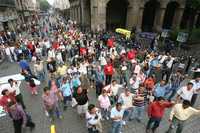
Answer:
[
  {"left": 57, "top": 65, "right": 67, "bottom": 76},
  {"left": 170, "top": 104, "right": 200, "bottom": 121}
]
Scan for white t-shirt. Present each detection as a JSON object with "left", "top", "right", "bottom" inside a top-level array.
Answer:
[
  {"left": 119, "top": 93, "right": 134, "bottom": 109},
  {"left": 103, "top": 84, "right": 122, "bottom": 96},
  {"left": 85, "top": 108, "right": 101, "bottom": 127},
  {"left": 5, "top": 47, "right": 11, "bottom": 55},
  {"left": 110, "top": 107, "right": 124, "bottom": 122},
  {"left": 177, "top": 86, "right": 195, "bottom": 101},
  {"left": 190, "top": 80, "right": 200, "bottom": 94}
]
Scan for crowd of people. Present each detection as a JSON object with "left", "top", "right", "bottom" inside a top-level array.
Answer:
[{"left": 0, "top": 14, "right": 200, "bottom": 133}]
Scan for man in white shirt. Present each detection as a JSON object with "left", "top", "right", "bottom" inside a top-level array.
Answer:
[
  {"left": 166, "top": 100, "right": 200, "bottom": 133},
  {"left": 118, "top": 88, "right": 134, "bottom": 124},
  {"left": 48, "top": 48, "right": 55, "bottom": 59},
  {"left": 103, "top": 80, "right": 123, "bottom": 103},
  {"left": 86, "top": 104, "right": 102, "bottom": 133},
  {"left": 5, "top": 45, "right": 13, "bottom": 62},
  {"left": 8, "top": 79, "right": 26, "bottom": 109},
  {"left": 190, "top": 77, "right": 200, "bottom": 106},
  {"left": 176, "top": 82, "right": 199, "bottom": 102},
  {"left": 110, "top": 102, "right": 124, "bottom": 133}
]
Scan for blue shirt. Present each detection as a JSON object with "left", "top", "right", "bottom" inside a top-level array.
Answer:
[
  {"left": 95, "top": 71, "right": 104, "bottom": 83},
  {"left": 60, "top": 82, "right": 72, "bottom": 97},
  {"left": 19, "top": 60, "right": 30, "bottom": 70},
  {"left": 150, "top": 58, "right": 159, "bottom": 68},
  {"left": 71, "top": 78, "right": 81, "bottom": 88},
  {"left": 154, "top": 83, "right": 169, "bottom": 97}
]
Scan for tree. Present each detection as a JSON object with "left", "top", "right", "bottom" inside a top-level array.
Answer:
[{"left": 39, "top": 0, "right": 51, "bottom": 11}]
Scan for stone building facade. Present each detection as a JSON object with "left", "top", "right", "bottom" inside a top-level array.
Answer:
[
  {"left": 0, "top": 0, "right": 19, "bottom": 31},
  {"left": 69, "top": 0, "right": 186, "bottom": 32}
]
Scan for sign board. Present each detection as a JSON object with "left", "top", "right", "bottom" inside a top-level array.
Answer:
[
  {"left": 161, "top": 29, "right": 170, "bottom": 38},
  {"left": 138, "top": 32, "right": 157, "bottom": 40},
  {"left": 177, "top": 32, "right": 189, "bottom": 43}
]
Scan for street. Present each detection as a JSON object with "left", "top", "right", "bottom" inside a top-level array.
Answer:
[{"left": 0, "top": 61, "right": 200, "bottom": 133}]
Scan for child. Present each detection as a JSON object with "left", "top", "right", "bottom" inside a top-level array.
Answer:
[{"left": 29, "top": 78, "right": 38, "bottom": 95}]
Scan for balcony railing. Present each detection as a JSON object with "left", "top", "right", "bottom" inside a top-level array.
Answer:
[{"left": 0, "top": 0, "right": 16, "bottom": 7}]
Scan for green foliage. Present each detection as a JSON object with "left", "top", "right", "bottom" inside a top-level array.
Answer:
[
  {"left": 39, "top": 0, "right": 51, "bottom": 11},
  {"left": 187, "top": 0, "right": 200, "bottom": 11}
]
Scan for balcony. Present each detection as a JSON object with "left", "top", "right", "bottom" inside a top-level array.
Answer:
[{"left": 0, "top": 0, "right": 16, "bottom": 7}]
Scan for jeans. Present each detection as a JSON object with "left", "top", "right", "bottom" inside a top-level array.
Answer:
[
  {"left": 105, "top": 75, "right": 112, "bottom": 85},
  {"left": 100, "top": 108, "right": 110, "bottom": 119},
  {"left": 111, "top": 121, "right": 122, "bottom": 133},
  {"left": 166, "top": 89, "right": 177, "bottom": 101},
  {"left": 191, "top": 94, "right": 198, "bottom": 106},
  {"left": 166, "top": 117, "right": 185, "bottom": 133},
  {"left": 130, "top": 106, "right": 144, "bottom": 121},
  {"left": 63, "top": 96, "right": 72, "bottom": 110},
  {"left": 123, "top": 107, "right": 134, "bottom": 122},
  {"left": 95, "top": 81, "right": 103, "bottom": 97},
  {"left": 146, "top": 117, "right": 161, "bottom": 132},
  {"left": 37, "top": 71, "right": 45, "bottom": 81},
  {"left": 48, "top": 105, "right": 61, "bottom": 120}
]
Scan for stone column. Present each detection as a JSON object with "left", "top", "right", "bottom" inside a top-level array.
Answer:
[
  {"left": 91, "top": 0, "right": 106, "bottom": 31},
  {"left": 90, "top": 0, "right": 98, "bottom": 31},
  {"left": 172, "top": 7, "right": 184, "bottom": 28},
  {"left": 153, "top": 2, "right": 168, "bottom": 32},
  {"left": 97, "top": 0, "right": 106, "bottom": 30},
  {"left": 126, "top": 0, "right": 140, "bottom": 30},
  {"left": 136, "top": 7, "right": 144, "bottom": 32},
  {"left": 153, "top": 8, "right": 166, "bottom": 32},
  {"left": 77, "top": 7, "right": 80, "bottom": 24}
]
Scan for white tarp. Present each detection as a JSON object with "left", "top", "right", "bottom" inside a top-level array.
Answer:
[{"left": 0, "top": 74, "right": 25, "bottom": 85}]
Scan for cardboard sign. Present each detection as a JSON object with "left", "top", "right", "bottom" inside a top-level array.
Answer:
[
  {"left": 161, "top": 29, "right": 170, "bottom": 38},
  {"left": 177, "top": 32, "right": 189, "bottom": 43}
]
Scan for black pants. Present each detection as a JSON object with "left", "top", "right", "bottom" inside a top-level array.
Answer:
[
  {"left": 146, "top": 117, "right": 161, "bottom": 132},
  {"left": 88, "top": 128, "right": 99, "bottom": 133},
  {"left": 105, "top": 75, "right": 112, "bottom": 85},
  {"left": 191, "top": 94, "right": 198, "bottom": 106},
  {"left": 96, "top": 81, "right": 103, "bottom": 97},
  {"left": 13, "top": 119, "right": 23, "bottom": 133},
  {"left": 16, "top": 94, "right": 26, "bottom": 109}
]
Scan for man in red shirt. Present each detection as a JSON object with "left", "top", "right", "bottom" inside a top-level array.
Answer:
[
  {"left": 146, "top": 97, "right": 174, "bottom": 133},
  {"left": 107, "top": 38, "right": 114, "bottom": 48},
  {"left": 0, "top": 89, "right": 16, "bottom": 112},
  {"left": 127, "top": 49, "right": 137, "bottom": 61},
  {"left": 104, "top": 61, "right": 114, "bottom": 85}
]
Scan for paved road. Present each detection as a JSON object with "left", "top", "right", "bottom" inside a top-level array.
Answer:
[{"left": 0, "top": 61, "right": 200, "bottom": 133}]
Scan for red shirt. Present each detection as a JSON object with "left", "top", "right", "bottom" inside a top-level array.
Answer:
[
  {"left": 148, "top": 101, "right": 173, "bottom": 119},
  {"left": 80, "top": 47, "right": 87, "bottom": 55},
  {"left": 104, "top": 64, "right": 114, "bottom": 75},
  {"left": 52, "top": 42, "right": 60, "bottom": 50},
  {"left": 107, "top": 38, "right": 114, "bottom": 48},
  {"left": 127, "top": 49, "right": 137, "bottom": 60},
  {"left": 27, "top": 42, "right": 34, "bottom": 50},
  {"left": 0, "top": 94, "right": 16, "bottom": 112}
]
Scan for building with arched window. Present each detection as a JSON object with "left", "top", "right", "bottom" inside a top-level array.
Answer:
[{"left": 69, "top": 0, "right": 186, "bottom": 32}]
